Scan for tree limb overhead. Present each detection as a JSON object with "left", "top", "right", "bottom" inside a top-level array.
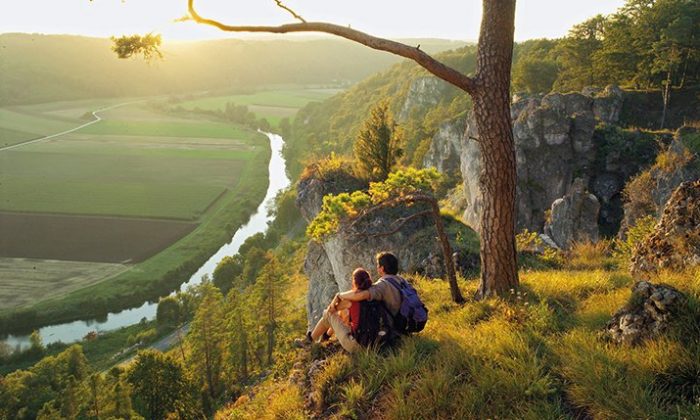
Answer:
[{"left": 187, "top": 0, "right": 477, "bottom": 94}]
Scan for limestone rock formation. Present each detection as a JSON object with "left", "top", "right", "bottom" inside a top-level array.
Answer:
[
  {"left": 604, "top": 281, "right": 685, "bottom": 345},
  {"left": 631, "top": 180, "right": 700, "bottom": 278},
  {"left": 622, "top": 130, "right": 699, "bottom": 233},
  {"left": 544, "top": 178, "right": 601, "bottom": 249},
  {"left": 422, "top": 118, "right": 465, "bottom": 177},
  {"left": 460, "top": 88, "right": 622, "bottom": 232},
  {"left": 398, "top": 76, "right": 450, "bottom": 122},
  {"left": 298, "top": 170, "right": 474, "bottom": 330}
]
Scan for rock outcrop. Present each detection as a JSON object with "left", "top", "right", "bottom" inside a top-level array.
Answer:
[
  {"left": 631, "top": 180, "right": 700, "bottom": 278},
  {"left": 298, "top": 170, "right": 475, "bottom": 330},
  {"left": 622, "top": 130, "right": 699, "bottom": 234},
  {"left": 422, "top": 118, "right": 465, "bottom": 177},
  {"left": 544, "top": 178, "right": 601, "bottom": 249},
  {"left": 460, "top": 88, "right": 622, "bottom": 232},
  {"left": 604, "top": 281, "right": 685, "bottom": 345},
  {"left": 398, "top": 77, "right": 450, "bottom": 122}
]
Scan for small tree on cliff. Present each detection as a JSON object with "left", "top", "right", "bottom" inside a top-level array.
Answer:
[
  {"left": 114, "top": 0, "right": 520, "bottom": 298},
  {"left": 354, "top": 101, "right": 403, "bottom": 181}
]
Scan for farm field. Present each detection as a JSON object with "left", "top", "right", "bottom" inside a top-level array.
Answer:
[
  {"left": 176, "top": 87, "right": 339, "bottom": 124},
  {"left": 0, "top": 212, "right": 197, "bottom": 263},
  {"left": 0, "top": 97, "right": 271, "bottom": 329},
  {"left": 0, "top": 258, "right": 128, "bottom": 311}
]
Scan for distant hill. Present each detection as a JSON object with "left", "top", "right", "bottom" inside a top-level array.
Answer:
[{"left": 0, "top": 33, "right": 466, "bottom": 106}]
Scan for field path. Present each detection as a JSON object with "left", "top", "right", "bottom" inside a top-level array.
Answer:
[{"left": 0, "top": 99, "right": 154, "bottom": 152}]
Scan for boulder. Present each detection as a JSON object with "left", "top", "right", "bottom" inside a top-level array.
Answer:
[
  {"left": 631, "top": 180, "right": 700, "bottom": 278},
  {"left": 604, "top": 281, "right": 685, "bottom": 345},
  {"left": 544, "top": 178, "right": 601, "bottom": 249}
]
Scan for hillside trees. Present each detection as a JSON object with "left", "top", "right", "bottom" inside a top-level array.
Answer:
[
  {"left": 127, "top": 350, "right": 202, "bottom": 419},
  {"left": 187, "top": 283, "right": 225, "bottom": 401}
]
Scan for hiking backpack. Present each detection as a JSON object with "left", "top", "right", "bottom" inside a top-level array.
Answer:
[
  {"left": 385, "top": 276, "right": 428, "bottom": 334},
  {"left": 353, "top": 300, "right": 393, "bottom": 348}
]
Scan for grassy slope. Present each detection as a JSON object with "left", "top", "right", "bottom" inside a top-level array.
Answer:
[{"left": 222, "top": 263, "right": 700, "bottom": 419}]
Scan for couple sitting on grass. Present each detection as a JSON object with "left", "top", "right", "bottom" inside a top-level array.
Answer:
[{"left": 306, "top": 251, "right": 428, "bottom": 353}]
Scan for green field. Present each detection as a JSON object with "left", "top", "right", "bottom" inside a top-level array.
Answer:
[
  {"left": 0, "top": 258, "right": 129, "bottom": 310},
  {"left": 0, "top": 97, "right": 271, "bottom": 331},
  {"left": 176, "top": 88, "right": 338, "bottom": 124}
]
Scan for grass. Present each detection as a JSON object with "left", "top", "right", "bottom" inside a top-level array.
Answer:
[
  {"left": 226, "top": 262, "right": 700, "bottom": 419},
  {"left": 0, "top": 258, "right": 128, "bottom": 310},
  {"left": 0, "top": 178, "right": 226, "bottom": 219},
  {"left": 0, "top": 127, "right": 38, "bottom": 147},
  {"left": 0, "top": 108, "right": 78, "bottom": 136},
  {"left": 179, "top": 89, "right": 335, "bottom": 110},
  {"left": 78, "top": 119, "right": 254, "bottom": 139}
]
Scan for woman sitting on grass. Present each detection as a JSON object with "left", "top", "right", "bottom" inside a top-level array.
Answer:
[{"left": 308, "top": 268, "right": 372, "bottom": 353}]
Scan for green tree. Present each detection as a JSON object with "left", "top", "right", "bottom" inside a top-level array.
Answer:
[
  {"left": 554, "top": 15, "right": 608, "bottom": 90},
  {"left": 29, "top": 330, "right": 44, "bottom": 357},
  {"left": 127, "top": 350, "right": 193, "bottom": 420},
  {"left": 187, "top": 282, "right": 225, "bottom": 401},
  {"left": 512, "top": 57, "right": 558, "bottom": 93},
  {"left": 156, "top": 295, "right": 182, "bottom": 330},
  {"left": 224, "top": 289, "right": 250, "bottom": 383},
  {"left": 353, "top": 101, "right": 403, "bottom": 181},
  {"left": 212, "top": 255, "right": 243, "bottom": 291},
  {"left": 252, "top": 253, "right": 288, "bottom": 365}
]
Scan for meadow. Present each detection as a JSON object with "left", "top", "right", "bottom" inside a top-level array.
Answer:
[
  {"left": 0, "top": 258, "right": 128, "bottom": 311},
  {"left": 0, "top": 98, "right": 272, "bottom": 329},
  {"left": 176, "top": 88, "right": 339, "bottom": 125}
]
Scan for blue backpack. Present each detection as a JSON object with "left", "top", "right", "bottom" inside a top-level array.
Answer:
[{"left": 385, "top": 276, "right": 428, "bottom": 334}]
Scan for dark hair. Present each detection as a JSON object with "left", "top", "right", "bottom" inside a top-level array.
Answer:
[
  {"left": 352, "top": 268, "right": 372, "bottom": 290},
  {"left": 376, "top": 252, "right": 399, "bottom": 275}
]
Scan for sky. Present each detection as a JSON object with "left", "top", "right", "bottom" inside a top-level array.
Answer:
[{"left": 1, "top": 0, "right": 626, "bottom": 42}]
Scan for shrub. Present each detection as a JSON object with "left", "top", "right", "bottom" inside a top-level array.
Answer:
[{"left": 613, "top": 215, "right": 657, "bottom": 266}]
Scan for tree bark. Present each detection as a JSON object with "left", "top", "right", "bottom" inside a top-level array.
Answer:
[{"left": 472, "top": 0, "right": 519, "bottom": 299}]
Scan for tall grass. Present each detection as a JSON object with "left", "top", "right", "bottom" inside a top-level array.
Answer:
[{"left": 222, "top": 268, "right": 700, "bottom": 419}]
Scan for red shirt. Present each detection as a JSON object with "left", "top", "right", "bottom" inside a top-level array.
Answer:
[{"left": 349, "top": 301, "right": 361, "bottom": 334}]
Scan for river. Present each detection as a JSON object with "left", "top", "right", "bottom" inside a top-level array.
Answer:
[{"left": 3, "top": 132, "right": 290, "bottom": 351}]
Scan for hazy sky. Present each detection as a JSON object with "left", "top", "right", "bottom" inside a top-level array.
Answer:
[{"left": 1, "top": 0, "right": 626, "bottom": 42}]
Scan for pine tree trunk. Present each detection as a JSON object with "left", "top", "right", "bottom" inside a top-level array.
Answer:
[
  {"left": 660, "top": 69, "right": 672, "bottom": 129},
  {"left": 473, "top": 0, "right": 519, "bottom": 299}
]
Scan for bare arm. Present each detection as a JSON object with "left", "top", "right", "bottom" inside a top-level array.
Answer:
[
  {"left": 335, "top": 299, "right": 352, "bottom": 311},
  {"left": 338, "top": 289, "right": 370, "bottom": 301}
]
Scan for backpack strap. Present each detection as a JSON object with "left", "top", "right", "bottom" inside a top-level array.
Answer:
[{"left": 384, "top": 276, "right": 405, "bottom": 292}]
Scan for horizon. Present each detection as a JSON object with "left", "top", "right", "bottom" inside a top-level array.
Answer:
[{"left": 1, "top": 0, "right": 625, "bottom": 42}]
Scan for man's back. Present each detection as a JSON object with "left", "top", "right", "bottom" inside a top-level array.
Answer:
[{"left": 368, "top": 274, "right": 403, "bottom": 316}]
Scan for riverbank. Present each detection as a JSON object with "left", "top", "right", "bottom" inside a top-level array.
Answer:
[{"left": 0, "top": 320, "right": 169, "bottom": 375}]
